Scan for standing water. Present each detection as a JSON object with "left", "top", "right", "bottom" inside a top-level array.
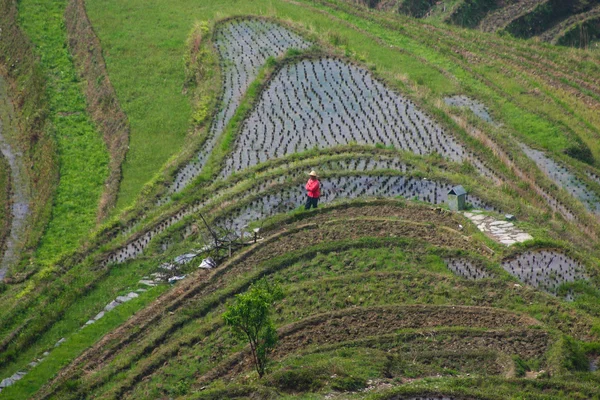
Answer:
[{"left": 0, "top": 76, "right": 31, "bottom": 280}]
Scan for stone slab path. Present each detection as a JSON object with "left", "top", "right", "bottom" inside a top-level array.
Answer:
[{"left": 464, "top": 210, "right": 533, "bottom": 246}]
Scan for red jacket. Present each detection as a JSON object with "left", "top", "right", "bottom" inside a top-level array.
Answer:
[{"left": 306, "top": 179, "right": 320, "bottom": 198}]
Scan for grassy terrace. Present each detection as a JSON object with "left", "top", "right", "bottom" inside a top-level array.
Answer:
[
  {"left": 2, "top": 144, "right": 597, "bottom": 397},
  {"left": 84, "top": 0, "right": 192, "bottom": 210},
  {"left": 0, "top": 149, "right": 506, "bottom": 382},
  {"left": 35, "top": 204, "right": 600, "bottom": 399},
  {"left": 0, "top": 0, "right": 599, "bottom": 398},
  {"left": 16, "top": 0, "right": 108, "bottom": 270}
]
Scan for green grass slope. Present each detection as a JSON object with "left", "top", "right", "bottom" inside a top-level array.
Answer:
[
  {"left": 15, "top": 0, "right": 109, "bottom": 270},
  {"left": 33, "top": 202, "right": 600, "bottom": 399},
  {"left": 0, "top": 0, "right": 599, "bottom": 398}
]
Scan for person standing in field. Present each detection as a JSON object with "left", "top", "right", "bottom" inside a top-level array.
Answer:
[{"left": 305, "top": 170, "right": 321, "bottom": 210}]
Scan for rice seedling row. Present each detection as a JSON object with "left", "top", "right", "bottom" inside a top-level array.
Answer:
[
  {"left": 315, "top": 2, "right": 597, "bottom": 227},
  {"left": 400, "top": 37, "right": 589, "bottom": 224},
  {"left": 216, "top": 174, "right": 493, "bottom": 235},
  {"left": 222, "top": 57, "right": 494, "bottom": 180},
  {"left": 444, "top": 258, "right": 494, "bottom": 280},
  {"left": 105, "top": 158, "right": 415, "bottom": 265},
  {"left": 169, "top": 18, "right": 311, "bottom": 194},
  {"left": 501, "top": 249, "right": 587, "bottom": 295}
]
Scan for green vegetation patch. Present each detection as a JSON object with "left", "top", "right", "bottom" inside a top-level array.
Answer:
[{"left": 16, "top": 0, "right": 109, "bottom": 268}]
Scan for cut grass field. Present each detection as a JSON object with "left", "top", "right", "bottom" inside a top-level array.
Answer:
[{"left": 84, "top": 0, "right": 193, "bottom": 211}]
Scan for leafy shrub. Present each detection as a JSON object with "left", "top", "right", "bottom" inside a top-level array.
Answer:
[{"left": 223, "top": 279, "right": 284, "bottom": 377}]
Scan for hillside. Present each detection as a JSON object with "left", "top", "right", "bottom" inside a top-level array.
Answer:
[
  {"left": 0, "top": 0, "right": 599, "bottom": 398},
  {"left": 351, "top": 0, "right": 600, "bottom": 49}
]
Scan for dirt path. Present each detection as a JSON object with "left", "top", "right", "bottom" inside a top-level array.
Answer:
[{"left": 0, "top": 76, "right": 30, "bottom": 280}]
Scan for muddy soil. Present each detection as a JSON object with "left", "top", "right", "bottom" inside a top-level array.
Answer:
[
  {"left": 278, "top": 305, "right": 538, "bottom": 344},
  {"left": 0, "top": 76, "right": 30, "bottom": 280},
  {"left": 273, "top": 305, "right": 541, "bottom": 354},
  {"left": 315, "top": 328, "right": 549, "bottom": 360},
  {"left": 209, "top": 305, "right": 545, "bottom": 380},
  {"left": 262, "top": 201, "right": 464, "bottom": 234}
]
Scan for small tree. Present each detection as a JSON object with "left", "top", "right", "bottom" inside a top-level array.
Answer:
[{"left": 223, "top": 279, "right": 283, "bottom": 378}]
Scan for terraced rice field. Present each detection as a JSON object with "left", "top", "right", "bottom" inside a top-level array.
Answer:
[
  {"left": 217, "top": 174, "right": 493, "bottom": 234},
  {"left": 0, "top": 77, "right": 29, "bottom": 281},
  {"left": 208, "top": 305, "right": 546, "bottom": 379},
  {"left": 538, "top": 4, "right": 600, "bottom": 44},
  {"left": 519, "top": 143, "right": 600, "bottom": 214},
  {"left": 501, "top": 249, "right": 588, "bottom": 295},
  {"left": 444, "top": 95, "right": 497, "bottom": 126},
  {"left": 106, "top": 170, "right": 493, "bottom": 266},
  {"left": 36, "top": 201, "right": 586, "bottom": 399},
  {"left": 222, "top": 56, "right": 492, "bottom": 178},
  {"left": 444, "top": 258, "right": 494, "bottom": 280},
  {"left": 169, "top": 19, "right": 311, "bottom": 194},
  {"left": 479, "top": 0, "right": 548, "bottom": 33},
  {"left": 2, "top": 1, "right": 600, "bottom": 399}
]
